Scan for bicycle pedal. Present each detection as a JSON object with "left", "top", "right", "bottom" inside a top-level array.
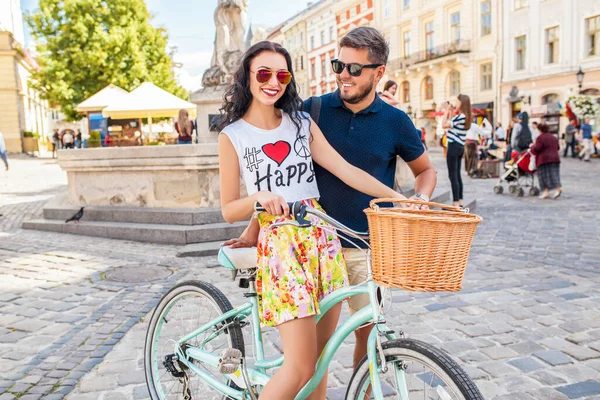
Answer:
[{"left": 218, "top": 348, "right": 242, "bottom": 374}]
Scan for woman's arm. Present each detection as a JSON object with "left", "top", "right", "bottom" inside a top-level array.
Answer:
[
  {"left": 442, "top": 112, "right": 454, "bottom": 129},
  {"left": 219, "top": 134, "right": 289, "bottom": 223},
  {"left": 309, "top": 119, "right": 405, "bottom": 200}
]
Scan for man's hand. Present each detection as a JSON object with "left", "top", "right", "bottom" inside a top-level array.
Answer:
[
  {"left": 221, "top": 217, "right": 260, "bottom": 248},
  {"left": 222, "top": 236, "right": 256, "bottom": 248},
  {"left": 408, "top": 194, "right": 430, "bottom": 210}
]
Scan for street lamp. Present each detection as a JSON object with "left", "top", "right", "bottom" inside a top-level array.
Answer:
[
  {"left": 432, "top": 101, "right": 437, "bottom": 110},
  {"left": 576, "top": 67, "right": 585, "bottom": 94},
  {"left": 407, "top": 105, "right": 413, "bottom": 116}
]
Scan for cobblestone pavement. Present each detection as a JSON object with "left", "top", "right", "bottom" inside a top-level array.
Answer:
[{"left": 0, "top": 151, "right": 599, "bottom": 400}]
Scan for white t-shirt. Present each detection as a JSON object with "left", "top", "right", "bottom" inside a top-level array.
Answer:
[{"left": 221, "top": 111, "right": 320, "bottom": 203}]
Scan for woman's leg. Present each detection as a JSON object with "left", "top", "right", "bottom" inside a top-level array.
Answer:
[
  {"left": 457, "top": 151, "right": 464, "bottom": 204},
  {"left": 259, "top": 317, "right": 318, "bottom": 400},
  {"left": 446, "top": 146, "right": 460, "bottom": 205},
  {"left": 306, "top": 303, "right": 342, "bottom": 400}
]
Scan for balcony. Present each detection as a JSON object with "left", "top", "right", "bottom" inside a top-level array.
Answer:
[{"left": 388, "top": 40, "right": 471, "bottom": 71}]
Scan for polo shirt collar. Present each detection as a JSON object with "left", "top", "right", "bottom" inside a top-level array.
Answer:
[{"left": 331, "top": 89, "right": 384, "bottom": 114}]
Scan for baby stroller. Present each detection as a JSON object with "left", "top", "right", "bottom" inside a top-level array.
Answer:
[{"left": 493, "top": 149, "right": 540, "bottom": 197}]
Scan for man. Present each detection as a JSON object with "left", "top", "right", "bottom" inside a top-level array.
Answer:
[
  {"left": 51, "top": 129, "right": 60, "bottom": 158},
  {"left": 579, "top": 118, "right": 593, "bottom": 162},
  {"left": 531, "top": 121, "right": 540, "bottom": 142},
  {"left": 224, "top": 27, "right": 437, "bottom": 398},
  {"left": 564, "top": 119, "right": 577, "bottom": 158},
  {"left": 62, "top": 130, "right": 74, "bottom": 149},
  {"left": 76, "top": 129, "right": 83, "bottom": 148},
  {"left": 0, "top": 131, "right": 8, "bottom": 170},
  {"left": 495, "top": 122, "right": 506, "bottom": 142}
]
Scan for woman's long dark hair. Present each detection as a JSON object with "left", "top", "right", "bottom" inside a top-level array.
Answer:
[
  {"left": 219, "top": 41, "right": 304, "bottom": 135},
  {"left": 457, "top": 94, "right": 472, "bottom": 130}
]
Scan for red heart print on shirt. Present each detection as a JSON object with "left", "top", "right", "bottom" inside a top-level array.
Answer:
[{"left": 262, "top": 141, "right": 291, "bottom": 166}]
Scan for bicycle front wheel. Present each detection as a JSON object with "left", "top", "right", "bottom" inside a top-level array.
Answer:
[
  {"left": 345, "top": 339, "right": 484, "bottom": 400},
  {"left": 144, "top": 280, "right": 245, "bottom": 400}
]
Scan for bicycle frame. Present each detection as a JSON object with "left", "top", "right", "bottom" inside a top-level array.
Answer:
[{"left": 167, "top": 277, "right": 402, "bottom": 400}]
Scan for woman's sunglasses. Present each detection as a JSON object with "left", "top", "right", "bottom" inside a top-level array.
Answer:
[
  {"left": 331, "top": 59, "right": 383, "bottom": 77},
  {"left": 254, "top": 69, "right": 292, "bottom": 85}
]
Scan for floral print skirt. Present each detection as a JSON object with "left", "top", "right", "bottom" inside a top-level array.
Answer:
[{"left": 256, "top": 198, "right": 348, "bottom": 327}]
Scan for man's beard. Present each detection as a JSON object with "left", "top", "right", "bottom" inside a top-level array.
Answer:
[{"left": 338, "top": 75, "right": 375, "bottom": 104}]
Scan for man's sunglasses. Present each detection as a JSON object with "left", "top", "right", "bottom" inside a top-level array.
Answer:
[
  {"left": 331, "top": 59, "right": 383, "bottom": 76},
  {"left": 253, "top": 69, "right": 292, "bottom": 85}
]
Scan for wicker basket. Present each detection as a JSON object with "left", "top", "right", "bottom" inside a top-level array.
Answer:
[{"left": 364, "top": 198, "right": 483, "bottom": 292}]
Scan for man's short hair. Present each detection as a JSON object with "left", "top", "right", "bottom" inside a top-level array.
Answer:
[{"left": 340, "top": 27, "right": 390, "bottom": 65}]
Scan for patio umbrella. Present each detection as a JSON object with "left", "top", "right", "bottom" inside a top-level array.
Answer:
[
  {"left": 101, "top": 82, "right": 196, "bottom": 135},
  {"left": 76, "top": 84, "right": 130, "bottom": 113}
]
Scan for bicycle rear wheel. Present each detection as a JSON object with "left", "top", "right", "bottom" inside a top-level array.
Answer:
[
  {"left": 144, "top": 280, "right": 245, "bottom": 400},
  {"left": 346, "top": 339, "right": 483, "bottom": 400}
]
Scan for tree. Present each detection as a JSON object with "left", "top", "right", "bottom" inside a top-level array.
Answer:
[{"left": 27, "top": 0, "right": 187, "bottom": 121}]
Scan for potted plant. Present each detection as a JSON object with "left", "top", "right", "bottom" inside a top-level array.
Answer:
[
  {"left": 22, "top": 131, "right": 40, "bottom": 155},
  {"left": 88, "top": 130, "right": 102, "bottom": 148}
]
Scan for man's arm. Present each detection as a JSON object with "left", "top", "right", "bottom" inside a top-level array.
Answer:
[{"left": 406, "top": 153, "right": 437, "bottom": 200}]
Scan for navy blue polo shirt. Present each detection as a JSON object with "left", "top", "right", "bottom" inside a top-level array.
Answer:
[{"left": 303, "top": 90, "right": 424, "bottom": 247}]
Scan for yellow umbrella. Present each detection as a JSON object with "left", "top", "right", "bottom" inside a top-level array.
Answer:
[
  {"left": 102, "top": 82, "right": 196, "bottom": 136},
  {"left": 76, "top": 84, "right": 130, "bottom": 113}
]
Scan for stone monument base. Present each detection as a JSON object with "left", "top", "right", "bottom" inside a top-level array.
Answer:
[{"left": 191, "top": 86, "right": 228, "bottom": 144}]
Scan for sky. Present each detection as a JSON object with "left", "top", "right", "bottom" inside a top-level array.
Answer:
[{"left": 20, "top": 0, "right": 308, "bottom": 91}]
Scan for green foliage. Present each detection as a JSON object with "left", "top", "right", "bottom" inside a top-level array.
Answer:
[
  {"left": 88, "top": 130, "right": 101, "bottom": 147},
  {"left": 26, "top": 0, "right": 187, "bottom": 121},
  {"left": 23, "top": 131, "right": 40, "bottom": 138}
]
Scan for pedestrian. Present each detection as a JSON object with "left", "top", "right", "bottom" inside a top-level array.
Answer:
[
  {"left": 175, "top": 109, "right": 195, "bottom": 144},
  {"left": 531, "top": 122, "right": 561, "bottom": 199},
  {"left": 495, "top": 121, "right": 506, "bottom": 142},
  {"left": 378, "top": 80, "right": 399, "bottom": 106},
  {"left": 62, "top": 130, "right": 74, "bottom": 149},
  {"left": 51, "top": 128, "right": 60, "bottom": 158},
  {"left": 511, "top": 112, "right": 533, "bottom": 153},
  {"left": 218, "top": 39, "right": 417, "bottom": 400},
  {"left": 81, "top": 130, "right": 89, "bottom": 148},
  {"left": 420, "top": 127, "right": 428, "bottom": 150},
  {"left": 464, "top": 117, "right": 479, "bottom": 175},
  {"left": 223, "top": 27, "right": 436, "bottom": 398},
  {"left": 442, "top": 94, "right": 471, "bottom": 207},
  {"left": 76, "top": 129, "right": 82, "bottom": 148},
  {"left": 563, "top": 119, "right": 577, "bottom": 158},
  {"left": 531, "top": 121, "right": 540, "bottom": 142},
  {"left": 0, "top": 131, "right": 8, "bottom": 171},
  {"left": 578, "top": 118, "right": 594, "bottom": 162}
]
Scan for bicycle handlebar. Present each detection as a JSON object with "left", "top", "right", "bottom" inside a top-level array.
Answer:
[{"left": 254, "top": 201, "right": 370, "bottom": 240}]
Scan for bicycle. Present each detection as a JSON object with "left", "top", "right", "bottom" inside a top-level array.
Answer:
[{"left": 144, "top": 201, "right": 484, "bottom": 399}]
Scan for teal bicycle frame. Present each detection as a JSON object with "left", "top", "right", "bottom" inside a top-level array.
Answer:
[{"left": 169, "top": 265, "right": 403, "bottom": 400}]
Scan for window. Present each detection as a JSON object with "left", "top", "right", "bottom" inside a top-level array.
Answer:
[
  {"left": 449, "top": 70, "right": 460, "bottom": 96},
  {"left": 586, "top": 15, "right": 600, "bottom": 56},
  {"left": 300, "top": 32, "right": 304, "bottom": 47},
  {"left": 300, "top": 56, "right": 304, "bottom": 70},
  {"left": 515, "top": 35, "right": 526, "bottom": 70},
  {"left": 404, "top": 0, "right": 410, "bottom": 10},
  {"left": 401, "top": 81, "right": 410, "bottom": 103},
  {"left": 481, "top": 63, "right": 492, "bottom": 91},
  {"left": 403, "top": 31, "right": 411, "bottom": 58},
  {"left": 481, "top": 1, "right": 491, "bottom": 36},
  {"left": 320, "top": 30, "right": 325, "bottom": 46},
  {"left": 515, "top": 0, "right": 528, "bottom": 9},
  {"left": 424, "top": 76, "right": 434, "bottom": 100},
  {"left": 425, "top": 22, "right": 435, "bottom": 56},
  {"left": 541, "top": 93, "right": 559, "bottom": 105},
  {"left": 311, "top": 61, "right": 316, "bottom": 79},
  {"left": 329, "top": 26, "right": 334, "bottom": 42},
  {"left": 451, "top": 12, "right": 460, "bottom": 44},
  {"left": 321, "top": 57, "right": 326, "bottom": 77},
  {"left": 546, "top": 26, "right": 559, "bottom": 64},
  {"left": 384, "top": 0, "right": 390, "bottom": 18},
  {"left": 310, "top": 36, "right": 315, "bottom": 50}
]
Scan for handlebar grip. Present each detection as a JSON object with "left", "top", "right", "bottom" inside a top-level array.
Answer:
[{"left": 253, "top": 201, "right": 295, "bottom": 213}]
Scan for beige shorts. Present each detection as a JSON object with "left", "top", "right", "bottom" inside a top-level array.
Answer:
[{"left": 342, "top": 248, "right": 370, "bottom": 313}]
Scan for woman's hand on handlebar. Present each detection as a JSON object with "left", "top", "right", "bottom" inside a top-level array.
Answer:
[{"left": 254, "top": 192, "right": 290, "bottom": 216}]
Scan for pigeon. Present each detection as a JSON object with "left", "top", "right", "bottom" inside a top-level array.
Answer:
[{"left": 65, "top": 207, "right": 84, "bottom": 223}]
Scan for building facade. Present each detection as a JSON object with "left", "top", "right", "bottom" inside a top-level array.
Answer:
[
  {"left": 282, "top": 17, "right": 309, "bottom": 97},
  {"left": 306, "top": 0, "right": 338, "bottom": 96},
  {"left": 334, "top": 0, "right": 375, "bottom": 39},
  {"left": 500, "top": 0, "right": 600, "bottom": 135},
  {"left": 1, "top": 2, "right": 52, "bottom": 153},
  {"left": 377, "top": 0, "right": 501, "bottom": 143}
]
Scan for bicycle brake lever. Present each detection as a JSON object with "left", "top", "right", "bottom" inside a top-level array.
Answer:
[{"left": 292, "top": 203, "right": 311, "bottom": 227}]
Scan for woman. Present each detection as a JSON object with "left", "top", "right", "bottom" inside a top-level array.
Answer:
[
  {"left": 442, "top": 94, "right": 471, "bottom": 207},
  {"left": 464, "top": 118, "right": 479, "bottom": 174},
  {"left": 511, "top": 112, "right": 532, "bottom": 153},
  {"left": 175, "top": 109, "right": 195, "bottom": 144},
  {"left": 218, "top": 41, "right": 405, "bottom": 400},
  {"left": 379, "top": 80, "right": 399, "bottom": 106},
  {"left": 531, "top": 122, "right": 561, "bottom": 199}
]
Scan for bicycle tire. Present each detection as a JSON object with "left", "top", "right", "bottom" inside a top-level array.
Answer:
[
  {"left": 144, "top": 280, "right": 245, "bottom": 400},
  {"left": 345, "top": 338, "right": 484, "bottom": 400}
]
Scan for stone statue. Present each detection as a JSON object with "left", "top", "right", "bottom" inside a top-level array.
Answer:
[{"left": 202, "top": 0, "right": 249, "bottom": 87}]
